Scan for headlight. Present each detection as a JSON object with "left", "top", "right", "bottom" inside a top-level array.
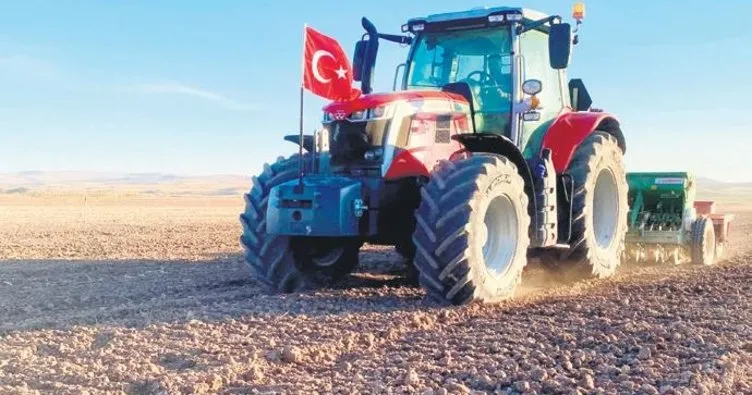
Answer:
[
  {"left": 370, "top": 105, "right": 386, "bottom": 118},
  {"left": 488, "top": 14, "right": 505, "bottom": 23},
  {"left": 346, "top": 104, "right": 392, "bottom": 122},
  {"left": 367, "top": 104, "right": 393, "bottom": 120},
  {"left": 349, "top": 110, "right": 367, "bottom": 121},
  {"left": 364, "top": 148, "right": 384, "bottom": 161}
]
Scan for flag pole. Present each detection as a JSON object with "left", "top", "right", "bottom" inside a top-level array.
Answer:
[
  {"left": 296, "top": 24, "right": 307, "bottom": 193},
  {"left": 296, "top": 85, "right": 304, "bottom": 192}
]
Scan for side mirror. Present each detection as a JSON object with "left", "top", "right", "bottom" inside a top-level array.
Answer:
[
  {"left": 353, "top": 40, "right": 366, "bottom": 82},
  {"left": 522, "top": 79, "right": 542, "bottom": 96},
  {"left": 568, "top": 78, "right": 592, "bottom": 111},
  {"left": 548, "top": 23, "right": 572, "bottom": 69}
]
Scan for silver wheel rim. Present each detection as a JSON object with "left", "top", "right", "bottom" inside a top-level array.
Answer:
[
  {"left": 312, "top": 248, "right": 345, "bottom": 267},
  {"left": 481, "top": 194, "right": 519, "bottom": 275},
  {"left": 593, "top": 169, "right": 619, "bottom": 249}
]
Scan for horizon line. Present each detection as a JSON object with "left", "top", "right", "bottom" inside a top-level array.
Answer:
[{"left": 0, "top": 170, "right": 749, "bottom": 184}]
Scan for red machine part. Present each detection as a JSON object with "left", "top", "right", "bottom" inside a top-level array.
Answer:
[
  {"left": 384, "top": 112, "right": 466, "bottom": 180},
  {"left": 541, "top": 110, "right": 623, "bottom": 173},
  {"left": 694, "top": 200, "right": 735, "bottom": 243},
  {"left": 694, "top": 201, "right": 716, "bottom": 215}
]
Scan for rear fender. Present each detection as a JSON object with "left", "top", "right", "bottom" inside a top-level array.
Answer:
[
  {"left": 541, "top": 111, "right": 626, "bottom": 173},
  {"left": 451, "top": 133, "right": 537, "bottom": 227}
]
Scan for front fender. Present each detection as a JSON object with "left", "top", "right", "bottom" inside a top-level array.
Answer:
[
  {"left": 284, "top": 134, "right": 314, "bottom": 152},
  {"left": 451, "top": 133, "right": 536, "bottom": 221},
  {"left": 452, "top": 134, "right": 531, "bottom": 181},
  {"left": 541, "top": 111, "right": 626, "bottom": 173}
]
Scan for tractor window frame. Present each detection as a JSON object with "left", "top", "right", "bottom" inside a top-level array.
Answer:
[
  {"left": 518, "top": 27, "right": 565, "bottom": 112},
  {"left": 516, "top": 26, "right": 570, "bottom": 152},
  {"left": 404, "top": 27, "right": 513, "bottom": 90}
]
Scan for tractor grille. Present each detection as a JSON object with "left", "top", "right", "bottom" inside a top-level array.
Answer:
[{"left": 328, "top": 119, "right": 390, "bottom": 167}]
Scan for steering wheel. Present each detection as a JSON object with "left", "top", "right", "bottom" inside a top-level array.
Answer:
[{"left": 465, "top": 70, "right": 494, "bottom": 84}]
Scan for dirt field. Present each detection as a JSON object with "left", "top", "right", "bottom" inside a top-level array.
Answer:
[{"left": 0, "top": 191, "right": 750, "bottom": 394}]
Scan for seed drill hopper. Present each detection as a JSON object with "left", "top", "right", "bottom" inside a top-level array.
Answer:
[{"left": 625, "top": 172, "right": 734, "bottom": 265}]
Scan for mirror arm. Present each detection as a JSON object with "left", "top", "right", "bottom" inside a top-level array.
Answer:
[
  {"left": 516, "top": 15, "right": 562, "bottom": 35},
  {"left": 355, "top": 17, "right": 413, "bottom": 94},
  {"left": 378, "top": 33, "right": 413, "bottom": 45}
]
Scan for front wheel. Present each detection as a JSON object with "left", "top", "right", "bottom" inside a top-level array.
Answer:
[
  {"left": 239, "top": 155, "right": 359, "bottom": 292},
  {"left": 290, "top": 237, "right": 360, "bottom": 283},
  {"left": 412, "top": 154, "right": 531, "bottom": 305}
]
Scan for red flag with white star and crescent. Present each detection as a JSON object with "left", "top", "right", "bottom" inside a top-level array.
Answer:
[{"left": 302, "top": 25, "right": 361, "bottom": 101}]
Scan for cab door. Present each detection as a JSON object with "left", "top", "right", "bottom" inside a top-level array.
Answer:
[{"left": 518, "top": 28, "right": 566, "bottom": 153}]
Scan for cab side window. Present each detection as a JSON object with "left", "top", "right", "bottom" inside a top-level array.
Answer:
[
  {"left": 519, "top": 28, "right": 564, "bottom": 150},
  {"left": 519, "top": 29, "right": 563, "bottom": 117}
]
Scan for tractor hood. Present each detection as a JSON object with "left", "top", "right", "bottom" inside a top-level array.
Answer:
[{"left": 322, "top": 90, "right": 468, "bottom": 120}]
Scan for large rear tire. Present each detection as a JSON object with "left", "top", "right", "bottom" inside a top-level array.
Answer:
[
  {"left": 565, "top": 131, "right": 629, "bottom": 278},
  {"left": 691, "top": 216, "right": 716, "bottom": 265},
  {"left": 412, "top": 154, "right": 531, "bottom": 305},
  {"left": 239, "top": 154, "right": 359, "bottom": 292}
]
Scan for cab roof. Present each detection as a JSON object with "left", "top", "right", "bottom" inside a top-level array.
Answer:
[{"left": 406, "top": 6, "right": 550, "bottom": 26}]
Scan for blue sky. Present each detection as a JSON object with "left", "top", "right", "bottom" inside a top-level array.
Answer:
[{"left": 1, "top": 0, "right": 751, "bottom": 181}]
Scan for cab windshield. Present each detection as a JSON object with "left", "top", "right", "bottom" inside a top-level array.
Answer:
[{"left": 405, "top": 27, "right": 513, "bottom": 135}]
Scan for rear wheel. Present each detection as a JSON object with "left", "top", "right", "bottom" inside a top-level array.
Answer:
[
  {"left": 565, "top": 131, "right": 629, "bottom": 278},
  {"left": 412, "top": 154, "right": 531, "bottom": 305},
  {"left": 691, "top": 216, "right": 716, "bottom": 265},
  {"left": 239, "top": 154, "right": 359, "bottom": 292}
]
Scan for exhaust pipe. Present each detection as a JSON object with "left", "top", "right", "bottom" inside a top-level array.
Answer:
[{"left": 359, "top": 17, "right": 379, "bottom": 95}]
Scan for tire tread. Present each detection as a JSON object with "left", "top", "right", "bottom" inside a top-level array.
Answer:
[{"left": 412, "top": 153, "right": 530, "bottom": 305}]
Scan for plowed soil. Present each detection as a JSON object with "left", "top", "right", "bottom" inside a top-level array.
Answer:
[{"left": 0, "top": 194, "right": 750, "bottom": 395}]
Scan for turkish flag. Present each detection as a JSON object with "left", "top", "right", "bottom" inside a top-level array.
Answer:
[{"left": 302, "top": 25, "right": 361, "bottom": 102}]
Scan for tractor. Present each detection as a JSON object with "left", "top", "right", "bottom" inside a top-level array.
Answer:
[{"left": 240, "top": 4, "right": 632, "bottom": 305}]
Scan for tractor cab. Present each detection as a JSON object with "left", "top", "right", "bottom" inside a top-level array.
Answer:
[
  {"left": 344, "top": 6, "right": 580, "bottom": 153},
  {"left": 317, "top": 6, "right": 583, "bottom": 181},
  {"left": 404, "top": 23, "right": 515, "bottom": 136}
]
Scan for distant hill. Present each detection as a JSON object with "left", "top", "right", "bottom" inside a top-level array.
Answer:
[
  {"left": 0, "top": 171, "right": 249, "bottom": 196},
  {"left": 0, "top": 171, "right": 247, "bottom": 185},
  {"left": 694, "top": 177, "right": 752, "bottom": 203},
  {"left": 695, "top": 176, "right": 752, "bottom": 188}
]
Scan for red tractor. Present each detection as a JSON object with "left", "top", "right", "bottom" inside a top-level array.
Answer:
[{"left": 240, "top": 5, "right": 630, "bottom": 305}]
